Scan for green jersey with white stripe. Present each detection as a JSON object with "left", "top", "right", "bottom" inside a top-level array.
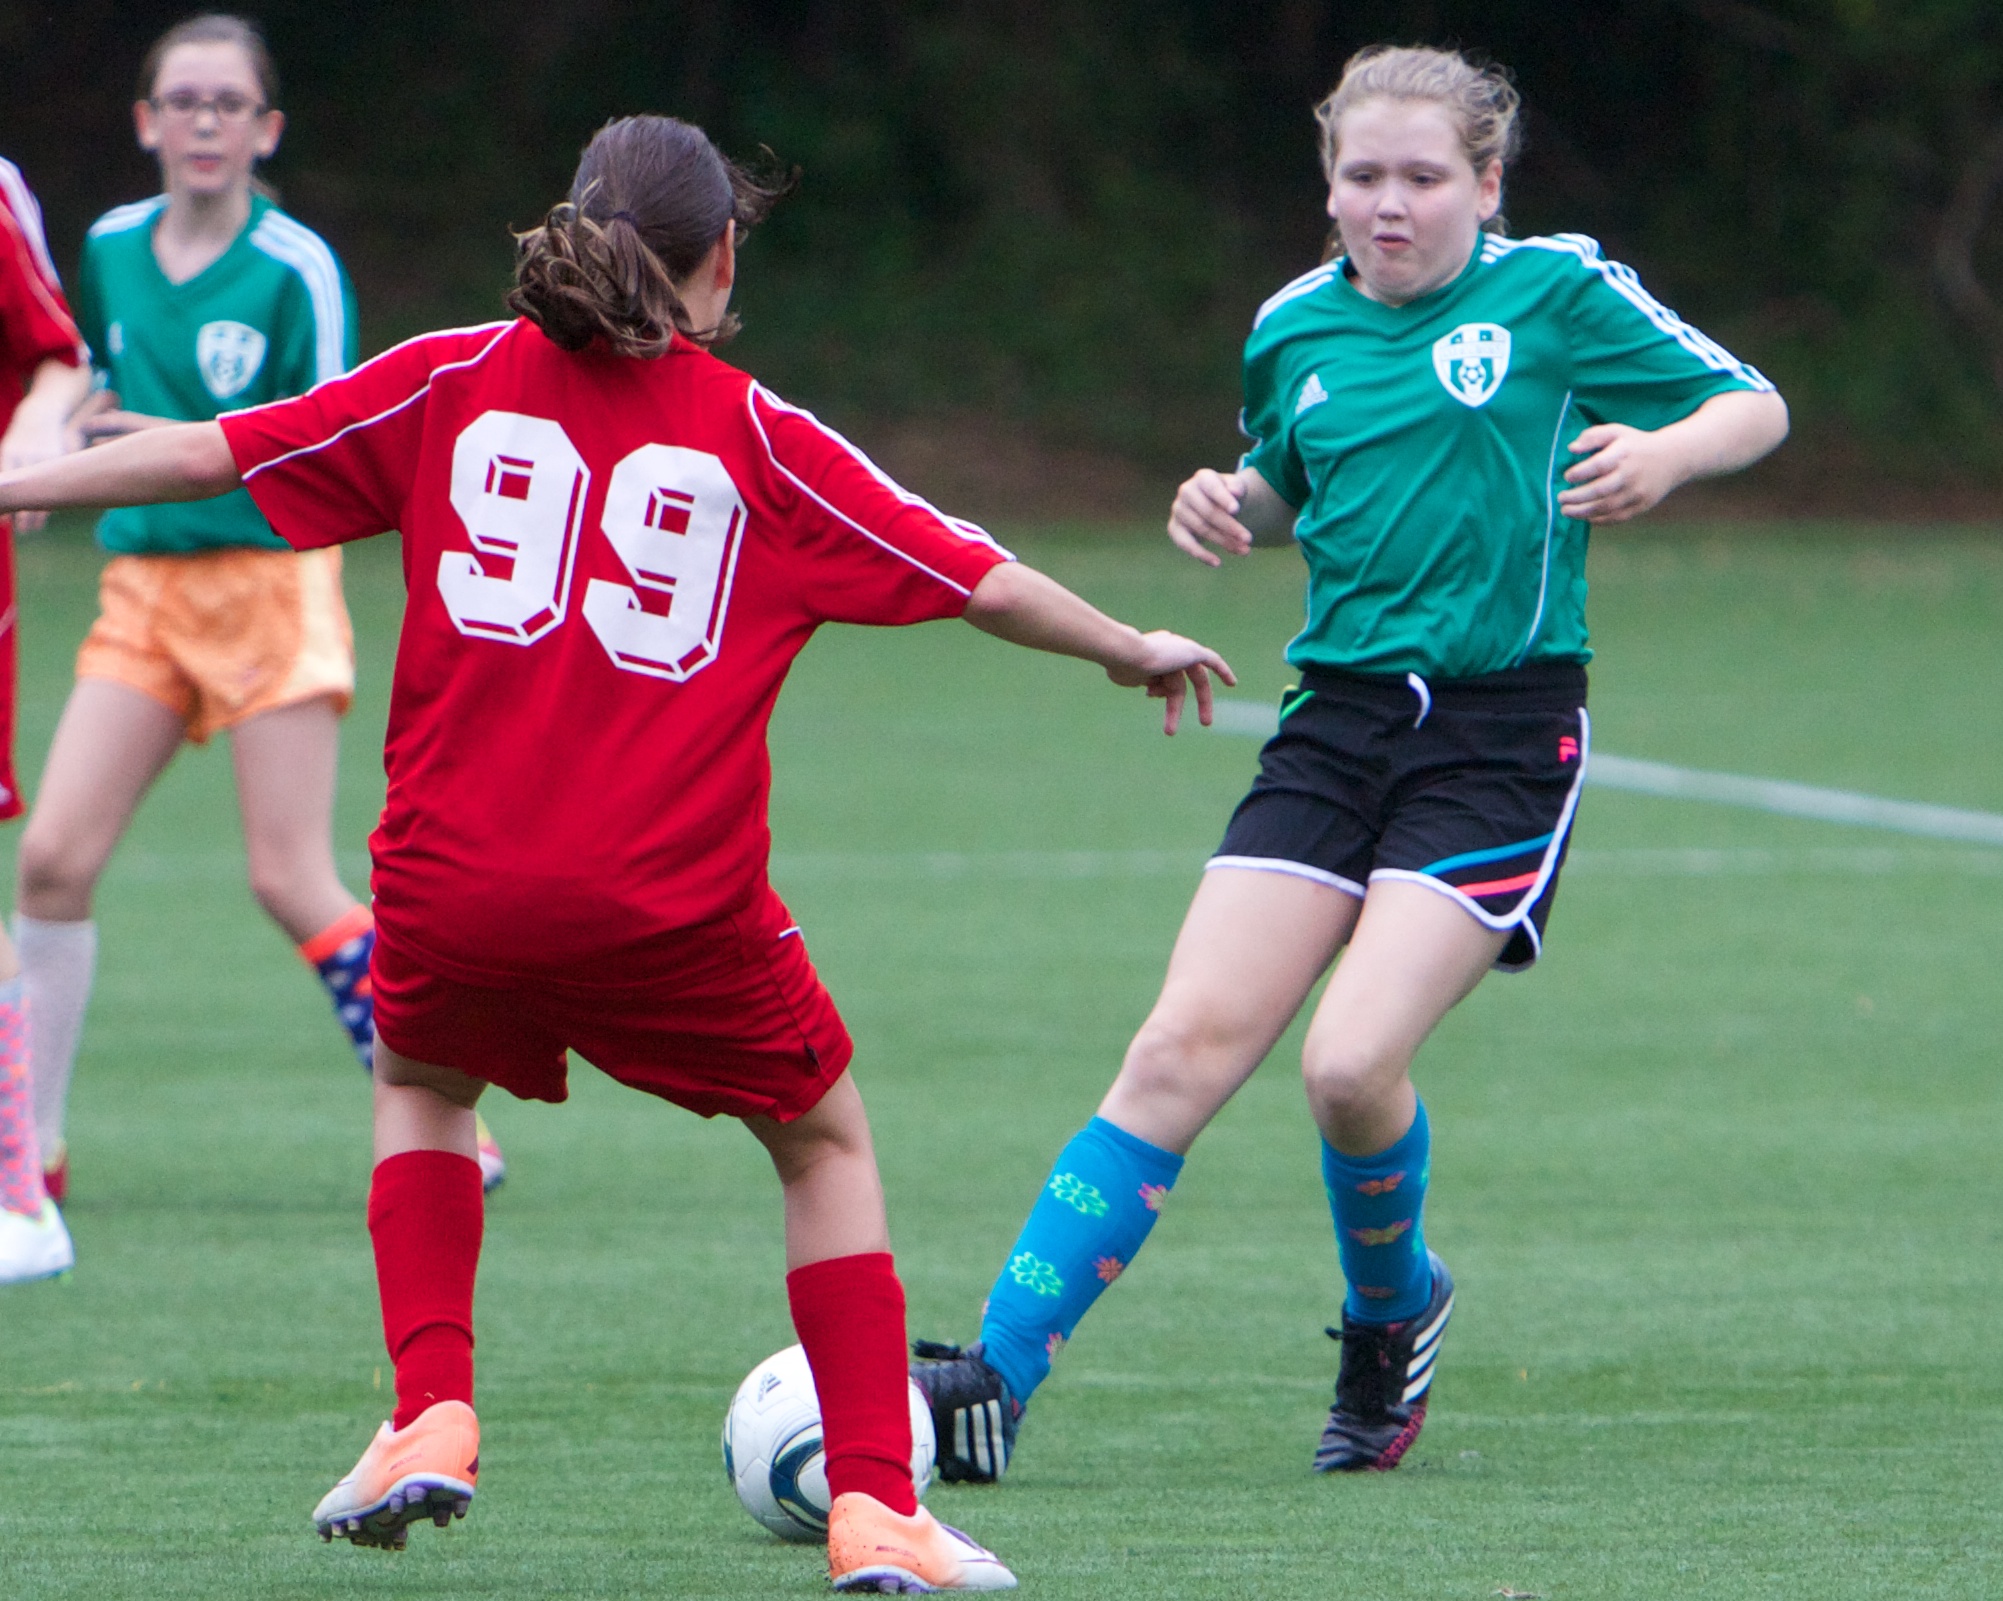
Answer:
[
  {"left": 77, "top": 193, "right": 355, "bottom": 554},
  {"left": 1241, "top": 232, "right": 1769, "bottom": 679}
]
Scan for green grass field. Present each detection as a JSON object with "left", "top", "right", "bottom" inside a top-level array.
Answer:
[{"left": 6, "top": 517, "right": 2003, "bottom": 1599}]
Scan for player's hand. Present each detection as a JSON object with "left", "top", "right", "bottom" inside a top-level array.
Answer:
[
  {"left": 1167, "top": 468, "right": 1256, "bottom": 566},
  {"left": 0, "top": 418, "right": 66, "bottom": 534},
  {"left": 1557, "top": 423, "right": 1682, "bottom": 524},
  {"left": 1105, "top": 631, "right": 1237, "bottom": 735}
]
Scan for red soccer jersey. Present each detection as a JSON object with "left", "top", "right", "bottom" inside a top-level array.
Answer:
[
  {"left": 219, "top": 320, "right": 1010, "bottom": 979},
  {"left": 0, "top": 158, "right": 86, "bottom": 443}
]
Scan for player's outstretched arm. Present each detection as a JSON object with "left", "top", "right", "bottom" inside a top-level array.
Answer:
[
  {"left": 0, "top": 418, "right": 238, "bottom": 514},
  {"left": 1558, "top": 388, "right": 1789, "bottom": 525},
  {"left": 1167, "top": 465, "right": 1296, "bottom": 566},
  {"left": 963, "top": 561, "right": 1237, "bottom": 735}
]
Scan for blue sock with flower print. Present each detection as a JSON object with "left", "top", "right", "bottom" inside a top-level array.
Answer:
[
  {"left": 1322, "top": 1099, "right": 1433, "bottom": 1324},
  {"left": 977, "top": 1116, "right": 1184, "bottom": 1407}
]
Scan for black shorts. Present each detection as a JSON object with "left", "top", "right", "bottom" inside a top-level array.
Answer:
[{"left": 1212, "top": 662, "right": 1590, "bottom": 971}]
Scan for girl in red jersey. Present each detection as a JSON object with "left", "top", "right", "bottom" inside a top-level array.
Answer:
[
  {"left": 0, "top": 114, "right": 1232, "bottom": 1591},
  {"left": 0, "top": 153, "right": 92, "bottom": 1284}
]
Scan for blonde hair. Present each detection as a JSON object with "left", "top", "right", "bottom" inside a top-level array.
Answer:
[{"left": 1314, "top": 46, "right": 1521, "bottom": 233}]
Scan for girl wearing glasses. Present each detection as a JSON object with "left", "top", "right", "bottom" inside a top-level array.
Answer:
[{"left": 16, "top": 12, "right": 504, "bottom": 1216}]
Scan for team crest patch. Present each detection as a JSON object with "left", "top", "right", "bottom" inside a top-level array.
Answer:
[
  {"left": 196, "top": 320, "right": 268, "bottom": 400},
  {"left": 1432, "top": 321, "right": 1511, "bottom": 408}
]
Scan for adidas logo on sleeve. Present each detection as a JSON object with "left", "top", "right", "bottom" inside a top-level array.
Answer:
[{"left": 1295, "top": 372, "right": 1329, "bottom": 415}]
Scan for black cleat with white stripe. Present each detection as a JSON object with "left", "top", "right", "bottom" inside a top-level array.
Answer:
[
  {"left": 910, "top": 1339, "right": 1020, "bottom": 1483},
  {"left": 1314, "top": 1251, "right": 1454, "bottom": 1473}
]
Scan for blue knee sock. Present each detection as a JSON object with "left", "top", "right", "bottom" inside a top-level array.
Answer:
[
  {"left": 1322, "top": 1100, "right": 1433, "bottom": 1324},
  {"left": 978, "top": 1117, "right": 1184, "bottom": 1406},
  {"left": 300, "top": 911, "right": 376, "bottom": 1071}
]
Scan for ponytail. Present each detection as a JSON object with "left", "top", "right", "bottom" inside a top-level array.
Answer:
[{"left": 507, "top": 116, "right": 793, "bottom": 358}]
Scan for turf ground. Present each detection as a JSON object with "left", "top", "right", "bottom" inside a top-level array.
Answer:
[{"left": 5, "top": 517, "right": 2003, "bottom": 1599}]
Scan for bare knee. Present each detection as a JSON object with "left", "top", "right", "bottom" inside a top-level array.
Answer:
[
  {"left": 1301, "top": 1033, "right": 1407, "bottom": 1129},
  {"left": 15, "top": 818, "right": 104, "bottom": 919},
  {"left": 1118, "top": 1011, "right": 1225, "bottom": 1104},
  {"left": 748, "top": 1072, "right": 875, "bottom": 1187},
  {"left": 1100, "top": 1007, "right": 1260, "bottom": 1150}
]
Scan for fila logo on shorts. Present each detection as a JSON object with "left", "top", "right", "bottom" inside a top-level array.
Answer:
[
  {"left": 198, "top": 320, "right": 269, "bottom": 400},
  {"left": 1432, "top": 322, "right": 1511, "bottom": 408}
]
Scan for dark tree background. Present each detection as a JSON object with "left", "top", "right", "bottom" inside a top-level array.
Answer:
[{"left": 6, "top": 0, "right": 2003, "bottom": 503}]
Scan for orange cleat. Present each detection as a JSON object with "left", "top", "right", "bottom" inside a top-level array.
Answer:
[
  {"left": 827, "top": 1491, "right": 1017, "bottom": 1592},
  {"left": 312, "top": 1399, "right": 479, "bottom": 1551}
]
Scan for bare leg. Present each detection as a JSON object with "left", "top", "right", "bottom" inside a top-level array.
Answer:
[
  {"left": 744, "top": 1072, "right": 891, "bottom": 1269},
  {"left": 15, "top": 681, "right": 184, "bottom": 1159},
  {"left": 1097, "top": 866, "right": 1362, "bottom": 1153},
  {"left": 230, "top": 695, "right": 360, "bottom": 944},
  {"left": 16, "top": 679, "right": 184, "bottom": 919},
  {"left": 373, "top": 1041, "right": 485, "bottom": 1162},
  {"left": 1300, "top": 879, "right": 1507, "bottom": 1156}
]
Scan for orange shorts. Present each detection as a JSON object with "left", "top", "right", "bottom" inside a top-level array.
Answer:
[{"left": 76, "top": 546, "right": 354, "bottom": 743}]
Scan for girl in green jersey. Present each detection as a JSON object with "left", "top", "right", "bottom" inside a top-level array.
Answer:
[
  {"left": 914, "top": 45, "right": 1788, "bottom": 1481},
  {"left": 13, "top": 14, "right": 505, "bottom": 1214}
]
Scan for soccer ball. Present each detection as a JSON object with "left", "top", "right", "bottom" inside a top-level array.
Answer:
[{"left": 722, "top": 1343, "right": 935, "bottom": 1542}]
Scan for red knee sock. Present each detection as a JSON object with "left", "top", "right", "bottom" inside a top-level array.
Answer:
[
  {"left": 787, "top": 1252, "right": 916, "bottom": 1515},
  {"left": 369, "top": 1149, "right": 483, "bottom": 1430}
]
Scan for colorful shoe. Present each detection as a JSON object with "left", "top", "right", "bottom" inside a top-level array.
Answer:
[
  {"left": 1314, "top": 1251, "right": 1453, "bottom": 1472},
  {"left": 474, "top": 1114, "right": 505, "bottom": 1193},
  {"left": 827, "top": 1491, "right": 1017, "bottom": 1592},
  {"left": 0, "top": 1197, "right": 73, "bottom": 1284},
  {"left": 910, "top": 1340, "right": 1018, "bottom": 1483},
  {"left": 312, "top": 1399, "right": 479, "bottom": 1550},
  {"left": 41, "top": 1139, "right": 66, "bottom": 1204}
]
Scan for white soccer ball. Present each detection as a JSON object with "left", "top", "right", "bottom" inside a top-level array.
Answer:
[{"left": 722, "top": 1342, "right": 935, "bottom": 1542}]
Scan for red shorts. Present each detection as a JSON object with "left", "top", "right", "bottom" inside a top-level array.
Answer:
[{"left": 370, "top": 890, "right": 854, "bottom": 1122}]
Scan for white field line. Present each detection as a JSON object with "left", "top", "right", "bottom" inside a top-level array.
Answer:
[
  {"left": 102, "top": 843, "right": 2003, "bottom": 886},
  {"left": 767, "top": 845, "right": 2003, "bottom": 880},
  {"left": 1207, "top": 699, "right": 2003, "bottom": 847}
]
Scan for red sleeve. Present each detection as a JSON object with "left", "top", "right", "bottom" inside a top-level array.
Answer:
[
  {"left": 746, "top": 384, "right": 1011, "bottom": 625},
  {"left": 0, "top": 163, "right": 84, "bottom": 379},
  {"left": 219, "top": 323, "right": 514, "bottom": 549}
]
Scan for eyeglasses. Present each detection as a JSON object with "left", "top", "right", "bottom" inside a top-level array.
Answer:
[{"left": 150, "top": 89, "right": 268, "bottom": 123}]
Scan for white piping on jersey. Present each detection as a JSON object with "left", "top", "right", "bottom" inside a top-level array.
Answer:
[
  {"left": 0, "top": 160, "right": 84, "bottom": 354},
  {"left": 744, "top": 383, "right": 1013, "bottom": 594},
  {"left": 249, "top": 210, "right": 348, "bottom": 382},
  {"left": 88, "top": 197, "right": 167, "bottom": 238},
  {"left": 1517, "top": 388, "right": 1573, "bottom": 664},
  {"left": 1252, "top": 260, "right": 1345, "bottom": 330},
  {"left": 0, "top": 159, "right": 62, "bottom": 288},
  {"left": 1482, "top": 233, "right": 1774, "bottom": 392},
  {"left": 285, "top": 319, "right": 514, "bottom": 404},
  {"left": 237, "top": 322, "right": 515, "bottom": 481}
]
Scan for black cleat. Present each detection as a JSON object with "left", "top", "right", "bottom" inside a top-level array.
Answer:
[
  {"left": 910, "top": 1340, "right": 1020, "bottom": 1483},
  {"left": 1314, "top": 1251, "right": 1453, "bottom": 1473}
]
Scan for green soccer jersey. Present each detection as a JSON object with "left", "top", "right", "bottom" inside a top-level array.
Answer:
[
  {"left": 1241, "top": 232, "right": 1770, "bottom": 679},
  {"left": 77, "top": 193, "right": 356, "bottom": 555}
]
